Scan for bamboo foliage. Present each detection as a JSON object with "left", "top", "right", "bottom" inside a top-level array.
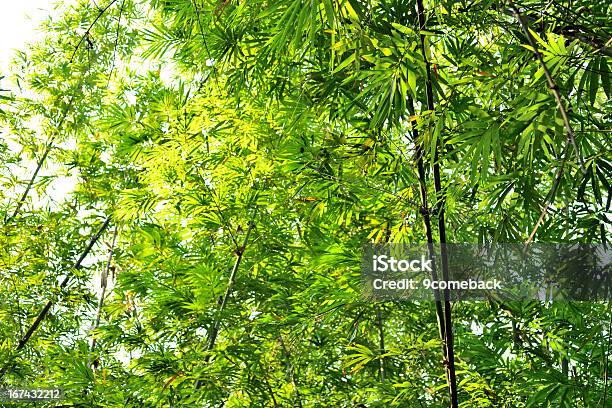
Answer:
[{"left": 0, "top": 0, "right": 609, "bottom": 406}]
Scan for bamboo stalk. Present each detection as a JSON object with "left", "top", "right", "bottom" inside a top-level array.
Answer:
[
  {"left": 407, "top": 96, "right": 447, "bottom": 357},
  {"left": 415, "top": 0, "right": 459, "bottom": 406}
]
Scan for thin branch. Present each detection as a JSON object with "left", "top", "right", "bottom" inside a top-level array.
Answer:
[
  {"left": 260, "top": 361, "right": 280, "bottom": 408},
  {"left": 105, "top": 0, "right": 126, "bottom": 89},
  {"left": 190, "top": 0, "right": 219, "bottom": 86},
  {"left": 525, "top": 116, "right": 573, "bottom": 245},
  {"left": 207, "top": 221, "right": 255, "bottom": 350},
  {"left": 460, "top": 2, "right": 612, "bottom": 56},
  {"left": 5, "top": 141, "right": 53, "bottom": 224},
  {"left": 510, "top": 1, "right": 585, "bottom": 173},
  {"left": 194, "top": 219, "right": 256, "bottom": 389},
  {"left": 513, "top": 1, "right": 612, "bottom": 56},
  {"left": 70, "top": 0, "right": 120, "bottom": 63},
  {"left": 0, "top": 217, "right": 111, "bottom": 379},
  {"left": 90, "top": 226, "right": 119, "bottom": 353}
]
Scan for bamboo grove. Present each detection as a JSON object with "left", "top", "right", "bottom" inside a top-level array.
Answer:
[{"left": 0, "top": 0, "right": 610, "bottom": 406}]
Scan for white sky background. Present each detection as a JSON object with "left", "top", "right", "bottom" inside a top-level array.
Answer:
[{"left": 0, "top": 0, "right": 56, "bottom": 75}]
